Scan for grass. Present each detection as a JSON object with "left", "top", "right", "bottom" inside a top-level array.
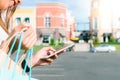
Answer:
[
  {"left": 33, "top": 42, "right": 120, "bottom": 52},
  {"left": 33, "top": 44, "right": 63, "bottom": 53},
  {"left": 110, "top": 44, "right": 120, "bottom": 51}
]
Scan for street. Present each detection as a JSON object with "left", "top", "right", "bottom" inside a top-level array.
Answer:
[{"left": 32, "top": 52, "right": 120, "bottom": 80}]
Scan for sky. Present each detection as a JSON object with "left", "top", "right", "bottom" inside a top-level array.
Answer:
[
  {"left": 19, "top": 0, "right": 91, "bottom": 31},
  {"left": 20, "top": 0, "right": 91, "bottom": 23}
]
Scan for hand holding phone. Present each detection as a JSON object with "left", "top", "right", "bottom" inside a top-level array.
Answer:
[{"left": 41, "top": 44, "right": 74, "bottom": 59}]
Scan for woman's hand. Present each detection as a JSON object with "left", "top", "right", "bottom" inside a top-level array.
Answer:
[
  {"left": 30, "top": 47, "right": 58, "bottom": 67},
  {"left": 11, "top": 23, "right": 37, "bottom": 50},
  {"left": 22, "top": 24, "right": 37, "bottom": 50}
]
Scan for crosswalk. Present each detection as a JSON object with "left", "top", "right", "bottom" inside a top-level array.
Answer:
[{"left": 32, "top": 57, "right": 65, "bottom": 80}]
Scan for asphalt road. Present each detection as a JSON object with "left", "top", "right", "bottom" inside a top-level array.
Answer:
[{"left": 32, "top": 52, "right": 120, "bottom": 80}]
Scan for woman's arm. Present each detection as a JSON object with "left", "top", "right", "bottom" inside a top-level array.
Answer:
[{"left": 9, "top": 23, "right": 36, "bottom": 53}]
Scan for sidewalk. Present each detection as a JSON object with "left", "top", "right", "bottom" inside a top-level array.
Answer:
[{"left": 73, "top": 43, "right": 90, "bottom": 52}]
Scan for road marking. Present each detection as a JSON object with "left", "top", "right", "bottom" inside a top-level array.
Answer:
[
  {"left": 32, "top": 74, "right": 65, "bottom": 77},
  {"left": 33, "top": 68, "right": 64, "bottom": 71}
]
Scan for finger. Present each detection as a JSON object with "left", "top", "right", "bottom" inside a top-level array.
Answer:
[
  {"left": 25, "top": 36, "right": 36, "bottom": 49},
  {"left": 49, "top": 54, "right": 58, "bottom": 59},
  {"left": 47, "top": 49, "right": 56, "bottom": 55},
  {"left": 42, "top": 47, "right": 56, "bottom": 55},
  {"left": 45, "top": 58, "right": 53, "bottom": 63},
  {"left": 21, "top": 23, "right": 29, "bottom": 29},
  {"left": 22, "top": 31, "right": 36, "bottom": 49},
  {"left": 41, "top": 58, "right": 53, "bottom": 64},
  {"left": 22, "top": 38, "right": 36, "bottom": 49},
  {"left": 47, "top": 47, "right": 56, "bottom": 52},
  {"left": 23, "top": 29, "right": 35, "bottom": 44},
  {"left": 23, "top": 27, "right": 34, "bottom": 38},
  {"left": 27, "top": 36, "right": 37, "bottom": 48}
]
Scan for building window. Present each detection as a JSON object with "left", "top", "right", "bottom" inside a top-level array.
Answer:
[
  {"left": 60, "top": 14, "right": 64, "bottom": 27},
  {"left": 61, "top": 17, "right": 64, "bottom": 27},
  {"left": 45, "top": 16, "right": 51, "bottom": 28},
  {"left": 42, "top": 35, "right": 49, "bottom": 43},
  {"left": 16, "top": 17, "right": 21, "bottom": 25},
  {"left": 24, "top": 17, "right": 30, "bottom": 23},
  {"left": 45, "top": 13, "right": 51, "bottom": 28}
]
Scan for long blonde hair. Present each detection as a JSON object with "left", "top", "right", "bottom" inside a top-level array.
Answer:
[{"left": 0, "top": 5, "right": 17, "bottom": 34}]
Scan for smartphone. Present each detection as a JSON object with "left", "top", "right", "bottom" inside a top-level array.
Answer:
[{"left": 42, "top": 43, "right": 75, "bottom": 59}]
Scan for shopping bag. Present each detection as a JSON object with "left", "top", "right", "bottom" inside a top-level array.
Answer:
[
  {"left": 0, "top": 50, "right": 24, "bottom": 74},
  {"left": 0, "top": 67, "right": 37, "bottom": 80},
  {"left": 0, "top": 32, "right": 38, "bottom": 80}
]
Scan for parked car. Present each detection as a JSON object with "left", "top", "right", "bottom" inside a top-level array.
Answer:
[{"left": 91, "top": 44, "right": 116, "bottom": 53}]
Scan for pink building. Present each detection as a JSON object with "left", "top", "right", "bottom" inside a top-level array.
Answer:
[
  {"left": 36, "top": 3, "right": 75, "bottom": 44},
  {"left": 37, "top": 3, "right": 67, "bottom": 28}
]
